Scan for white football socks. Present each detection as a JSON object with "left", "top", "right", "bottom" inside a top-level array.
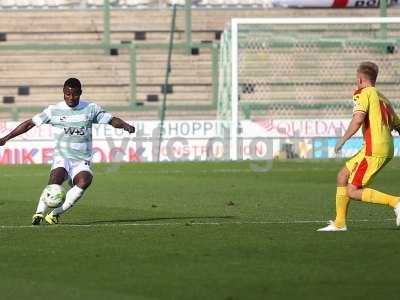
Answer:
[
  {"left": 35, "top": 199, "right": 48, "bottom": 215},
  {"left": 51, "top": 185, "right": 84, "bottom": 216}
]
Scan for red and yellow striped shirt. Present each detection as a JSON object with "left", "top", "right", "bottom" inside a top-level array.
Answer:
[{"left": 352, "top": 86, "right": 400, "bottom": 157}]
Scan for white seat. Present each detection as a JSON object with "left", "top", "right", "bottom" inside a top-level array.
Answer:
[
  {"left": 46, "top": 0, "right": 67, "bottom": 6},
  {"left": 199, "top": 0, "right": 225, "bottom": 5},
  {"left": 124, "top": 0, "right": 155, "bottom": 6},
  {"left": 15, "top": 0, "right": 30, "bottom": 6},
  {"left": 1, "top": 0, "right": 16, "bottom": 6},
  {"left": 165, "top": 0, "right": 186, "bottom": 5},
  {"left": 227, "top": 0, "right": 239, "bottom": 5},
  {"left": 31, "top": 0, "right": 46, "bottom": 6},
  {"left": 64, "top": 0, "right": 80, "bottom": 6},
  {"left": 240, "top": 0, "right": 272, "bottom": 6},
  {"left": 258, "top": 0, "right": 273, "bottom": 7},
  {"left": 87, "top": 0, "right": 103, "bottom": 6}
]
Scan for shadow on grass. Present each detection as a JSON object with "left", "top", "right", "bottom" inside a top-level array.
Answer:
[{"left": 71, "top": 215, "right": 236, "bottom": 226}]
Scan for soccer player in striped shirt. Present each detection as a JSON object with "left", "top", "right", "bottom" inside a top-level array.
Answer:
[
  {"left": 318, "top": 62, "right": 400, "bottom": 231},
  {"left": 0, "top": 78, "right": 135, "bottom": 225}
]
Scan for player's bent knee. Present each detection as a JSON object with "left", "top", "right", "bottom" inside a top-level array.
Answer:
[
  {"left": 347, "top": 189, "right": 354, "bottom": 199},
  {"left": 49, "top": 168, "right": 68, "bottom": 185},
  {"left": 75, "top": 179, "right": 91, "bottom": 189},
  {"left": 73, "top": 172, "right": 93, "bottom": 189},
  {"left": 347, "top": 184, "right": 361, "bottom": 200}
]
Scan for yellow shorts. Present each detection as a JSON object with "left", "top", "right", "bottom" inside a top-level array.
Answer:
[{"left": 346, "top": 150, "right": 391, "bottom": 188}]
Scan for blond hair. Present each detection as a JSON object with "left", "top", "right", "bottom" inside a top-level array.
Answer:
[{"left": 357, "top": 61, "right": 379, "bottom": 84}]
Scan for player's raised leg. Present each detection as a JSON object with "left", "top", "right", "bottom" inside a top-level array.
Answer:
[
  {"left": 32, "top": 167, "right": 68, "bottom": 225},
  {"left": 347, "top": 156, "right": 400, "bottom": 226},
  {"left": 45, "top": 171, "right": 92, "bottom": 224},
  {"left": 348, "top": 184, "right": 400, "bottom": 226}
]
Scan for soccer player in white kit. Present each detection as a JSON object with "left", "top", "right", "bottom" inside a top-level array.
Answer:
[{"left": 0, "top": 78, "right": 135, "bottom": 225}]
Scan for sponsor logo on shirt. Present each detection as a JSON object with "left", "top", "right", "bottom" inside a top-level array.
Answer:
[{"left": 64, "top": 127, "right": 86, "bottom": 136}]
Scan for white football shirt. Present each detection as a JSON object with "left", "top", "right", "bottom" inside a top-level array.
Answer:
[{"left": 32, "top": 100, "right": 112, "bottom": 161}]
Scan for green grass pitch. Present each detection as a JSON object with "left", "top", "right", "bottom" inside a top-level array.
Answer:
[{"left": 1, "top": 159, "right": 400, "bottom": 300}]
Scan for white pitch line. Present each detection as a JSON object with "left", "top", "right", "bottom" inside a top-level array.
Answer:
[
  {"left": 0, "top": 218, "right": 395, "bottom": 229},
  {"left": 0, "top": 166, "right": 343, "bottom": 177},
  {"left": 0, "top": 169, "right": 256, "bottom": 177},
  {"left": 0, "top": 169, "right": 252, "bottom": 177}
]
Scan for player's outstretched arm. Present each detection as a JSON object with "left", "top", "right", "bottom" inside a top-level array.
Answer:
[
  {"left": 0, "top": 119, "right": 36, "bottom": 146},
  {"left": 109, "top": 117, "right": 135, "bottom": 133},
  {"left": 335, "top": 112, "right": 366, "bottom": 153}
]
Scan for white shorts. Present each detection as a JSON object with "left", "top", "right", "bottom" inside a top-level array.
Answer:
[{"left": 51, "top": 157, "right": 93, "bottom": 181}]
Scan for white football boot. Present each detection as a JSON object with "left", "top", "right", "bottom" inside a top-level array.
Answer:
[
  {"left": 317, "top": 220, "right": 347, "bottom": 232},
  {"left": 394, "top": 202, "right": 400, "bottom": 227}
]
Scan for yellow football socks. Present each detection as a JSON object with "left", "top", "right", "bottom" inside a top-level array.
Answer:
[
  {"left": 334, "top": 186, "right": 349, "bottom": 229},
  {"left": 361, "top": 188, "right": 399, "bottom": 208}
]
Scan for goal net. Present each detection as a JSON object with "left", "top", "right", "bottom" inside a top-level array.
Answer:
[{"left": 217, "top": 17, "right": 400, "bottom": 160}]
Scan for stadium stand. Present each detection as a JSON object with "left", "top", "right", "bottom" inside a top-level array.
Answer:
[{"left": 0, "top": 6, "right": 399, "bottom": 120}]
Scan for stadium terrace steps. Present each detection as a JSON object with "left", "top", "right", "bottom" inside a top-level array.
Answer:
[
  {"left": 0, "top": 43, "right": 213, "bottom": 113},
  {"left": 4, "top": 32, "right": 219, "bottom": 43},
  {"left": 0, "top": 8, "right": 400, "bottom": 120},
  {"left": 0, "top": 85, "right": 211, "bottom": 94},
  {"left": 0, "top": 77, "right": 212, "bottom": 86},
  {"left": 1, "top": 8, "right": 399, "bottom": 39},
  {"left": 0, "top": 56, "right": 213, "bottom": 65},
  {"left": 1, "top": 8, "right": 399, "bottom": 30},
  {"left": 0, "top": 71, "right": 213, "bottom": 80},
  {"left": 4, "top": 92, "right": 211, "bottom": 104}
]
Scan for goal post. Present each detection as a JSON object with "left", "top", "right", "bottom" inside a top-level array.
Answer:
[{"left": 218, "top": 17, "right": 400, "bottom": 160}]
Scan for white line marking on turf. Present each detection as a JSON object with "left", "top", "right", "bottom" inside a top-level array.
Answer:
[
  {"left": 0, "top": 218, "right": 395, "bottom": 229},
  {"left": 0, "top": 166, "right": 344, "bottom": 177},
  {"left": 0, "top": 169, "right": 255, "bottom": 177}
]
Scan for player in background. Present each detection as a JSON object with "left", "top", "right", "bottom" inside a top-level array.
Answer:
[
  {"left": 318, "top": 62, "right": 400, "bottom": 231},
  {"left": 0, "top": 78, "right": 135, "bottom": 225}
]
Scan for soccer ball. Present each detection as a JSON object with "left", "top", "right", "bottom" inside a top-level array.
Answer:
[{"left": 40, "top": 184, "right": 66, "bottom": 208}]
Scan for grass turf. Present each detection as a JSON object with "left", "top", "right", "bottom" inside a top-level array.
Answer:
[{"left": 1, "top": 159, "right": 400, "bottom": 300}]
